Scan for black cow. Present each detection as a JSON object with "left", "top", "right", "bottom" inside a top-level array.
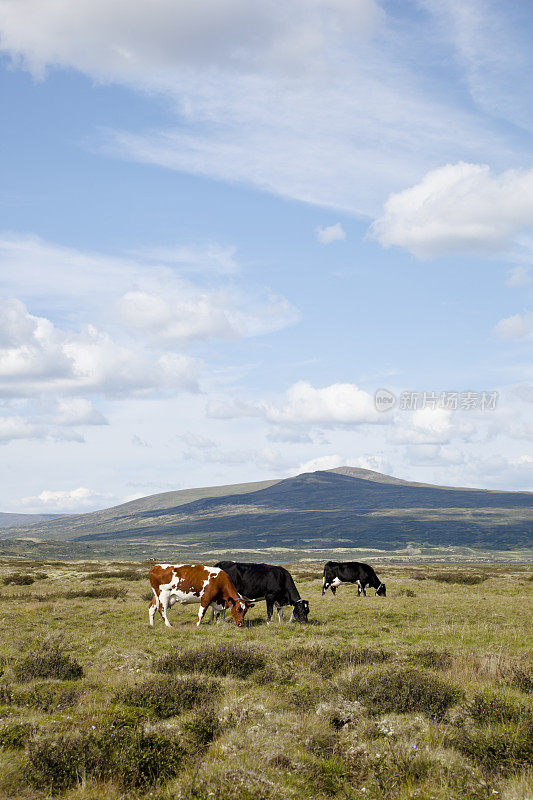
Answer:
[
  {"left": 212, "top": 561, "right": 309, "bottom": 624},
  {"left": 322, "top": 561, "right": 386, "bottom": 597}
]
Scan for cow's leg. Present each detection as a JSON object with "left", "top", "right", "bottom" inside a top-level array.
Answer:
[
  {"left": 197, "top": 601, "right": 209, "bottom": 627},
  {"left": 206, "top": 607, "right": 216, "bottom": 624},
  {"left": 276, "top": 603, "right": 284, "bottom": 623},
  {"left": 357, "top": 581, "right": 362, "bottom": 597},
  {"left": 330, "top": 586, "right": 337, "bottom": 596},
  {"left": 322, "top": 575, "right": 328, "bottom": 596},
  {"left": 362, "top": 583, "right": 367, "bottom": 597},
  {"left": 148, "top": 594, "right": 157, "bottom": 627},
  {"left": 159, "top": 591, "right": 172, "bottom": 628},
  {"left": 289, "top": 606, "right": 294, "bottom": 622},
  {"left": 266, "top": 599, "right": 274, "bottom": 625},
  {"left": 216, "top": 609, "right": 226, "bottom": 625}
]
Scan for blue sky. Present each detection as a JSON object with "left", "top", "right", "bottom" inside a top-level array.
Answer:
[{"left": 0, "top": 0, "right": 532, "bottom": 512}]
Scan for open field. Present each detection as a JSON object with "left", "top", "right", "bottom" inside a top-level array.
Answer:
[{"left": 0, "top": 558, "right": 531, "bottom": 799}]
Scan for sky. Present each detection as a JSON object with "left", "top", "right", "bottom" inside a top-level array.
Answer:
[{"left": 0, "top": 0, "right": 532, "bottom": 513}]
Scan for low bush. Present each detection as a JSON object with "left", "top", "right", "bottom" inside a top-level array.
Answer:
[
  {"left": 82, "top": 569, "right": 144, "bottom": 581},
  {"left": 510, "top": 666, "right": 533, "bottom": 695},
  {"left": 284, "top": 645, "right": 391, "bottom": 677},
  {"left": 2, "top": 573, "right": 34, "bottom": 586},
  {"left": 452, "top": 718, "right": 533, "bottom": 774},
  {"left": 26, "top": 725, "right": 187, "bottom": 792},
  {"left": 408, "top": 648, "right": 453, "bottom": 671},
  {"left": 467, "top": 690, "right": 532, "bottom": 725},
  {"left": 0, "top": 721, "right": 33, "bottom": 749},
  {"left": 182, "top": 707, "right": 221, "bottom": 747},
  {"left": 340, "top": 666, "right": 462, "bottom": 718},
  {"left": 154, "top": 643, "right": 266, "bottom": 678},
  {"left": 432, "top": 572, "right": 489, "bottom": 585},
  {"left": 64, "top": 585, "right": 127, "bottom": 599},
  {"left": 13, "top": 643, "right": 83, "bottom": 682},
  {"left": 19, "top": 681, "right": 80, "bottom": 711},
  {"left": 398, "top": 588, "right": 417, "bottom": 597},
  {"left": 122, "top": 675, "right": 218, "bottom": 718},
  {"left": 141, "top": 589, "right": 154, "bottom": 602}
]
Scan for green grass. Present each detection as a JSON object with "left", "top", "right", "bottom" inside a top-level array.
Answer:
[{"left": 0, "top": 557, "right": 530, "bottom": 799}]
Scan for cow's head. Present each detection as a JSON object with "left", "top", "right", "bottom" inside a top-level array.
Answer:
[
  {"left": 226, "top": 597, "right": 254, "bottom": 626},
  {"left": 375, "top": 583, "right": 386, "bottom": 597},
  {"left": 293, "top": 599, "right": 310, "bottom": 623}
]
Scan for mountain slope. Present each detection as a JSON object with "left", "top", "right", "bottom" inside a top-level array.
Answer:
[{"left": 0, "top": 468, "right": 531, "bottom": 559}]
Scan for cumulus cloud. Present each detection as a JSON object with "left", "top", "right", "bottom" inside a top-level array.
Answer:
[
  {"left": 389, "top": 407, "right": 473, "bottom": 445},
  {"left": 372, "top": 163, "right": 533, "bottom": 258},
  {"left": 0, "top": 415, "right": 41, "bottom": 444},
  {"left": 53, "top": 398, "right": 108, "bottom": 426},
  {"left": 20, "top": 486, "right": 114, "bottom": 512},
  {"left": 0, "top": 296, "right": 198, "bottom": 398},
  {"left": 316, "top": 223, "right": 346, "bottom": 244},
  {"left": 208, "top": 381, "right": 383, "bottom": 427},
  {"left": 494, "top": 311, "right": 533, "bottom": 340}
]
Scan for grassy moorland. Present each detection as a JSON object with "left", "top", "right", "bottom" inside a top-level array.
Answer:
[{"left": 0, "top": 558, "right": 531, "bottom": 800}]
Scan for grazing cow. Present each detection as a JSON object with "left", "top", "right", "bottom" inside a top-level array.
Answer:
[
  {"left": 148, "top": 563, "right": 254, "bottom": 628},
  {"left": 212, "top": 561, "right": 310, "bottom": 624},
  {"left": 322, "top": 561, "right": 386, "bottom": 597}
]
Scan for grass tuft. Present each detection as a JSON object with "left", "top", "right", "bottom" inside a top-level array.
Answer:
[
  {"left": 452, "top": 718, "right": 533, "bottom": 775},
  {"left": 13, "top": 643, "right": 83, "bottom": 682},
  {"left": 408, "top": 648, "right": 453, "bottom": 671},
  {"left": 26, "top": 725, "right": 187, "bottom": 792},
  {"left": 340, "top": 666, "right": 462, "bottom": 718},
  {"left": 2, "top": 573, "right": 34, "bottom": 586},
  {"left": 0, "top": 722, "right": 33, "bottom": 750},
  {"left": 122, "top": 675, "right": 218, "bottom": 718},
  {"left": 154, "top": 643, "right": 266, "bottom": 678}
]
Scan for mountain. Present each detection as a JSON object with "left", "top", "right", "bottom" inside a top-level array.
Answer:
[
  {"left": 0, "top": 512, "right": 64, "bottom": 529},
  {"left": 0, "top": 468, "right": 531, "bottom": 560}
]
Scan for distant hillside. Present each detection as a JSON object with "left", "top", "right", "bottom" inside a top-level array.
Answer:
[
  {"left": 0, "top": 468, "right": 531, "bottom": 560},
  {"left": 0, "top": 512, "right": 64, "bottom": 529}
]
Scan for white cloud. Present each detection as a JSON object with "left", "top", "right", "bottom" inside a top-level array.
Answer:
[
  {"left": 507, "top": 266, "right": 532, "bottom": 287},
  {"left": 316, "top": 223, "right": 346, "bottom": 244},
  {"left": 389, "top": 407, "right": 473, "bottom": 445},
  {"left": 208, "top": 381, "right": 383, "bottom": 427},
  {"left": 180, "top": 432, "right": 217, "bottom": 449},
  {"left": 0, "top": 415, "right": 41, "bottom": 444},
  {"left": 372, "top": 163, "right": 533, "bottom": 258},
  {"left": 494, "top": 311, "right": 533, "bottom": 340},
  {"left": 0, "top": 2, "right": 509, "bottom": 216},
  {"left": 54, "top": 398, "right": 108, "bottom": 426},
  {"left": 0, "top": 296, "right": 199, "bottom": 398},
  {"left": 20, "top": 486, "right": 114, "bottom": 512}
]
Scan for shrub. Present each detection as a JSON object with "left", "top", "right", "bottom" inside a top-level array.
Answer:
[
  {"left": 398, "top": 588, "right": 416, "bottom": 597},
  {"left": 0, "top": 721, "right": 33, "bottom": 749},
  {"left": 2, "top": 573, "right": 34, "bottom": 586},
  {"left": 182, "top": 707, "right": 221, "bottom": 747},
  {"left": 141, "top": 589, "right": 154, "bottom": 602},
  {"left": 467, "top": 690, "right": 531, "bottom": 725},
  {"left": 409, "top": 648, "right": 453, "bottom": 671},
  {"left": 82, "top": 569, "right": 143, "bottom": 581},
  {"left": 154, "top": 643, "right": 266, "bottom": 678},
  {"left": 452, "top": 719, "right": 533, "bottom": 774},
  {"left": 20, "top": 681, "right": 80, "bottom": 711},
  {"left": 340, "top": 666, "right": 462, "bottom": 718},
  {"left": 285, "top": 645, "right": 390, "bottom": 677},
  {"left": 13, "top": 643, "right": 83, "bottom": 682},
  {"left": 122, "top": 675, "right": 218, "bottom": 718},
  {"left": 510, "top": 666, "right": 533, "bottom": 695},
  {"left": 64, "top": 585, "right": 127, "bottom": 599},
  {"left": 26, "top": 725, "right": 187, "bottom": 792},
  {"left": 432, "top": 572, "right": 488, "bottom": 585}
]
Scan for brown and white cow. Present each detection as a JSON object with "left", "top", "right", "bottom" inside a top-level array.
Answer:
[{"left": 148, "top": 563, "right": 254, "bottom": 628}]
